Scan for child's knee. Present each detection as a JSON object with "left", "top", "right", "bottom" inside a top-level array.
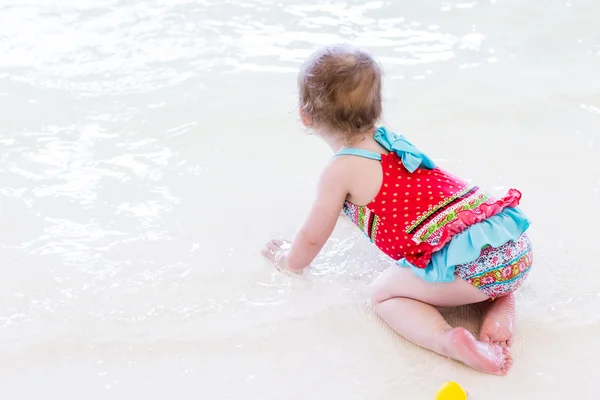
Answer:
[
  {"left": 369, "top": 267, "right": 414, "bottom": 307},
  {"left": 369, "top": 279, "right": 395, "bottom": 307}
]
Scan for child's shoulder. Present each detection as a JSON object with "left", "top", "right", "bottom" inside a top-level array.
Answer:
[
  {"left": 322, "top": 154, "right": 354, "bottom": 180},
  {"left": 322, "top": 151, "right": 384, "bottom": 194},
  {"left": 327, "top": 150, "right": 381, "bottom": 173}
]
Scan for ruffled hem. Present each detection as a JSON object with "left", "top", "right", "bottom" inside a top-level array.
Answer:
[
  {"left": 396, "top": 206, "right": 531, "bottom": 283},
  {"left": 404, "top": 189, "right": 522, "bottom": 269}
]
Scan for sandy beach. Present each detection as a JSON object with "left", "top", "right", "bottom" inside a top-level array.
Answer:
[{"left": 1, "top": 0, "right": 599, "bottom": 398}]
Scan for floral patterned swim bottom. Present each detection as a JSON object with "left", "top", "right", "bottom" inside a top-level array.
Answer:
[{"left": 454, "top": 233, "right": 533, "bottom": 300}]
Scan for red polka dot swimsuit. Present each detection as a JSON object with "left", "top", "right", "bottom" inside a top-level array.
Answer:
[{"left": 339, "top": 127, "right": 522, "bottom": 269}]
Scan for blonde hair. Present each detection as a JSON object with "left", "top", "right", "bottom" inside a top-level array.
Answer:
[{"left": 298, "top": 44, "right": 383, "bottom": 136}]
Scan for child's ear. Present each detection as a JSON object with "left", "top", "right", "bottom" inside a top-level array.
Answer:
[{"left": 299, "top": 107, "right": 312, "bottom": 127}]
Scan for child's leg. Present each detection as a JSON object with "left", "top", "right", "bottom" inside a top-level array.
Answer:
[
  {"left": 477, "top": 293, "right": 516, "bottom": 348},
  {"left": 370, "top": 266, "right": 512, "bottom": 375}
]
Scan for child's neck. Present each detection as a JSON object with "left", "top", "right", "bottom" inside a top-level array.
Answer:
[{"left": 322, "top": 130, "right": 374, "bottom": 153}]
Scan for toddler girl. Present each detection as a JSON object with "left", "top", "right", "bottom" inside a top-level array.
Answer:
[{"left": 261, "top": 44, "right": 532, "bottom": 376}]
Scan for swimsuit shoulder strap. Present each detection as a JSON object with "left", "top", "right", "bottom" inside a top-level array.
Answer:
[{"left": 334, "top": 148, "right": 382, "bottom": 161}]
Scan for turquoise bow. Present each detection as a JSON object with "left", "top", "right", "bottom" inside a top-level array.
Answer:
[{"left": 374, "top": 127, "right": 436, "bottom": 173}]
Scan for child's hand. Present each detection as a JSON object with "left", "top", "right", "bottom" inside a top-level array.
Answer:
[{"left": 261, "top": 239, "right": 294, "bottom": 271}]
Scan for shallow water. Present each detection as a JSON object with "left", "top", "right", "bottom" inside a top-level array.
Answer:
[{"left": 1, "top": 0, "right": 599, "bottom": 398}]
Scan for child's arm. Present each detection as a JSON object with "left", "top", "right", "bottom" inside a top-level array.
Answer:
[{"left": 262, "top": 163, "right": 348, "bottom": 273}]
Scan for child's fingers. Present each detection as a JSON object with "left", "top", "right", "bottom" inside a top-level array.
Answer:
[
  {"left": 261, "top": 247, "right": 272, "bottom": 257},
  {"left": 266, "top": 241, "right": 282, "bottom": 253},
  {"left": 261, "top": 241, "right": 283, "bottom": 261}
]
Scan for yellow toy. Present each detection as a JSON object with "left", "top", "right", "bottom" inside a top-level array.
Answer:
[{"left": 435, "top": 381, "right": 468, "bottom": 400}]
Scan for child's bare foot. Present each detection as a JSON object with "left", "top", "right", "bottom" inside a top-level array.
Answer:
[
  {"left": 479, "top": 293, "right": 516, "bottom": 348},
  {"left": 443, "top": 327, "right": 512, "bottom": 375}
]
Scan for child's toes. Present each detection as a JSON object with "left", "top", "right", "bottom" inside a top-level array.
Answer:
[
  {"left": 501, "top": 353, "right": 513, "bottom": 373},
  {"left": 494, "top": 340, "right": 511, "bottom": 348}
]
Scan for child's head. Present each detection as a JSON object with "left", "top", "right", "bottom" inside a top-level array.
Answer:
[{"left": 298, "top": 44, "right": 382, "bottom": 139}]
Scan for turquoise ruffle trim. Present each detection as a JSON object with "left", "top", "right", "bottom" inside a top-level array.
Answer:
[{"left": 396, "top": 207, "right": 531, "bottom": 283}]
